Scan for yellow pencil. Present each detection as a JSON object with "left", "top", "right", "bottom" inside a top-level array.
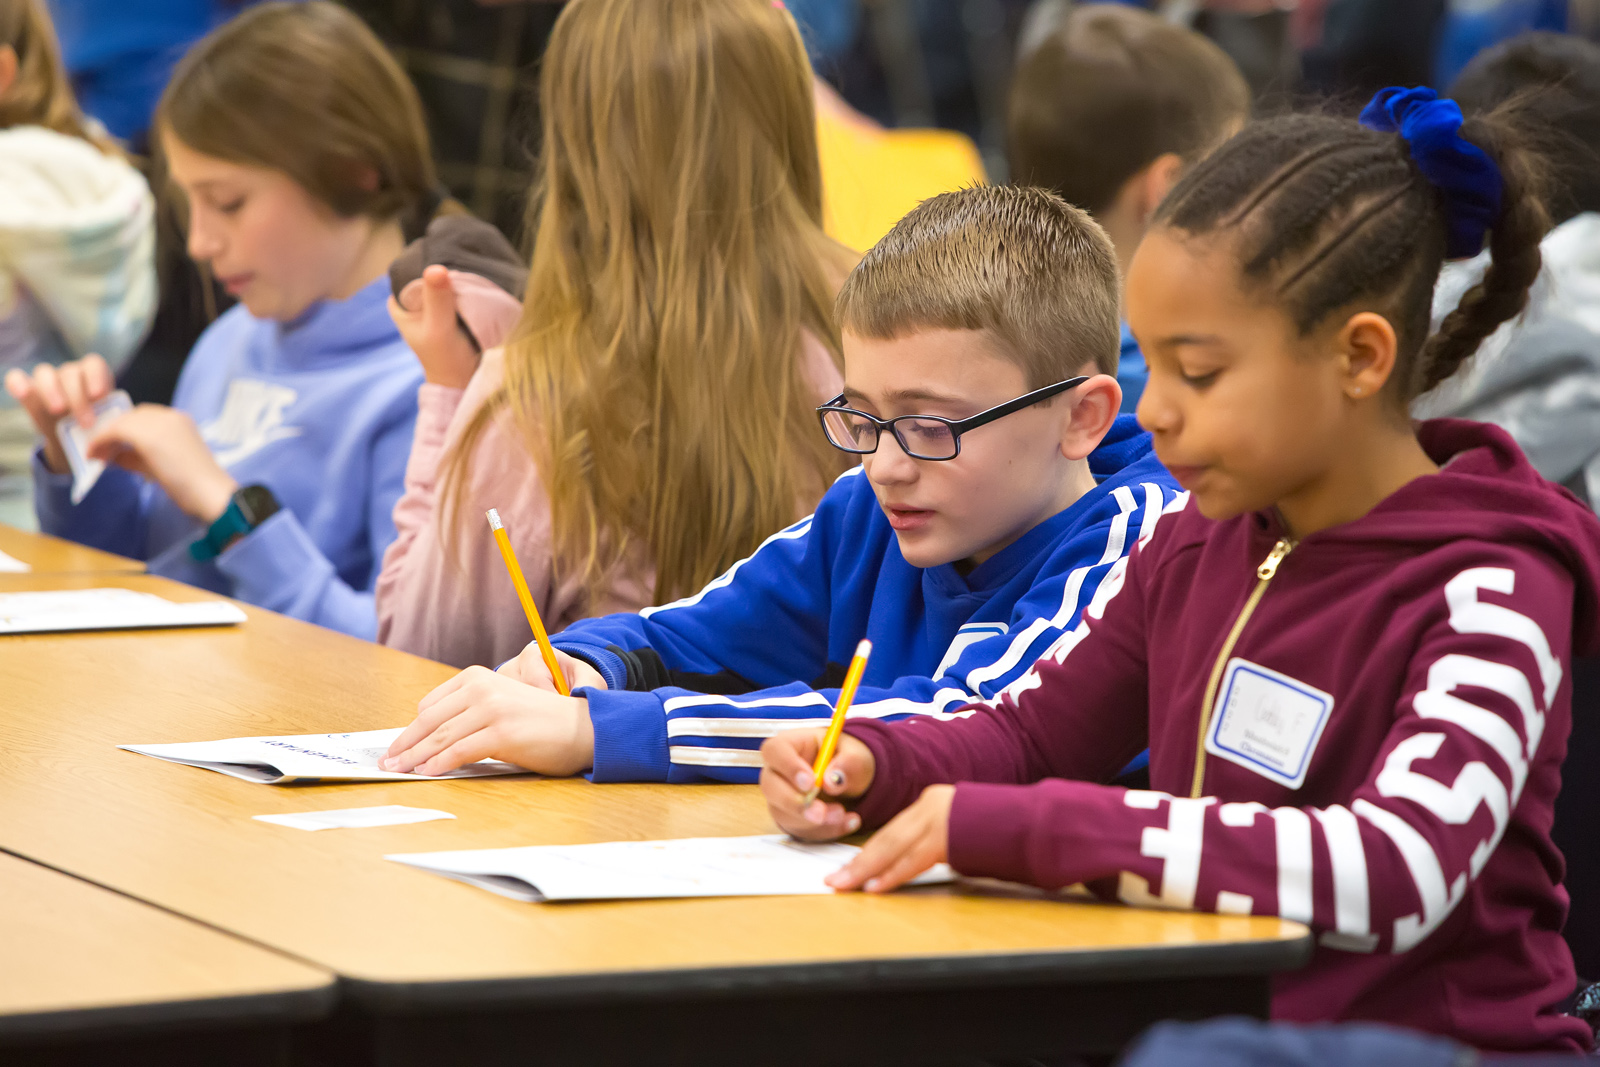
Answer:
[
  {"left": 487, "top": 508, "right": 570, "bottom": 697},
  {"left": 802, "top": 638, "right": 873, "bottom": 806}
]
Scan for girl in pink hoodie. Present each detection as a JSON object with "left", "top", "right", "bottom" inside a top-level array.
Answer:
[
  {"left": 762, "top": 90, "right": 1600, "bottom": 1051},
  {"left": 376, "top": 0, "right": 854, "bottom": 669}
]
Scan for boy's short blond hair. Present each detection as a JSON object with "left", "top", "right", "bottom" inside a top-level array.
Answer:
[{"left": 836, "top": 185, "right": 1121, "bottom": 384}]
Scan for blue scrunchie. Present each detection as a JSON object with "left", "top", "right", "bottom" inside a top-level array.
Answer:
[{"left": 1358, "top": 86, "right": 1503, "bottom": 259}]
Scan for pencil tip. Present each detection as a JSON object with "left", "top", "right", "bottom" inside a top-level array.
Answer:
[{"left": 486, "top": 508, "right": 502, "bottom": 530}]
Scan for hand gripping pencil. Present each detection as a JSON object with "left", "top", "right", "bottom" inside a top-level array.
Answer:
[
  {"left": 801, "top": 639, "right": 873, "bottom": 806},
  {"left": 486, "top": 509, "right": 570, "bottom": 696}
]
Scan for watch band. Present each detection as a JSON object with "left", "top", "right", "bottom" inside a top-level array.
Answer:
[{"left": 188, "top": 485, "right": 280, "bottom": 562}]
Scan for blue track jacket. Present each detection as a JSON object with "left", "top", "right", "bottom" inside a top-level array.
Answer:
[{"left": 553, "top": 414, "right": 1182, "bottom": 783}]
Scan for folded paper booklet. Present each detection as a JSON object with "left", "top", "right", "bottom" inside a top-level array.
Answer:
[
  {"left": 0, "top": 588, "right": 246, "bottom": 634},
  {"left": 121, "top": 728, "right": 530, "bottom": 784},
  {"left": 387, "top": 834, "right": 956, "bottom": 902}
]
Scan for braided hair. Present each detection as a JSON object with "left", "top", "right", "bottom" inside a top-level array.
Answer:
[{"left": 1153, "top": 103, "right": 1549, "bottom": 401}]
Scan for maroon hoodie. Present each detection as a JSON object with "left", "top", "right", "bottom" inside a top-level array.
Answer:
[{"left": 846, "top": 420, "right": 1600, "bottom": 1052}]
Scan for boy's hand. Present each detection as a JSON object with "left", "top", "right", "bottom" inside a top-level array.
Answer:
[
  {"left": 388, "top": 264, "right": 480, "bottom": 389},
  {"left": 382, "top": 665, "right": 595, "bottom": 777},
  {"left": 824, "top": 784, "right": 954, "bottom": 893},
  {"left": 85, "top": 405, "right": 238, "bottom": 523},
  {"left": 759, "top": 728, "right": 875, "bottom": 841},
  {"left": 498, "top": 644, "right": 607, "bottom": 693},
  {"left": 4, "top": 355, "right": 116, "bottom": 473}
]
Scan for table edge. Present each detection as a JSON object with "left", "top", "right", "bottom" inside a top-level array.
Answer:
[
  {"left": 341, "top": 927, "right": 1314, "bottom": 1012},
  {"left": 0, "top": 979, "right": 338, "bottom": 1044}
]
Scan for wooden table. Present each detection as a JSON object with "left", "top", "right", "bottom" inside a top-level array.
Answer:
[
  {"left": 0, "top": 851, "right": 333, "bottom": 1066},
  {"left": 0, "top": 524, "right": 144, "bottom": 575},
  {"left": 0, "top": 573, "right": 1311, "bottom": 1066}
]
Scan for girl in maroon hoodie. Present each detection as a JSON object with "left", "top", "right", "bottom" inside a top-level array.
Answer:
[{"left": 760, "top": 87, "right": 1600, "bottom": 1052}]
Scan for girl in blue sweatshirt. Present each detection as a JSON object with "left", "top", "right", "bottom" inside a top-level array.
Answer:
[{"left": 3, "top": 3, "right": 439, "bottom": 639}]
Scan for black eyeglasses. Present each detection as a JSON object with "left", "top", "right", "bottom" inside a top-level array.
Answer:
[{"left": 816, "top": 377, "right": 1089, "bottom": 461}]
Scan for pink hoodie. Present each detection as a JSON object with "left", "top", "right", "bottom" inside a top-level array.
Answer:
[
  {"left": 846, "top": 420, "right": 1600, "bottom": 1052},
  {"left": 376, "top": 335, "right": 843, "bottom": 668}
]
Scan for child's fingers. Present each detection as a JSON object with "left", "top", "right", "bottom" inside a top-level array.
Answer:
[
  {"left": 416, "top": 665, "right": 489, "bottom": 715},
  {"left": 818, "top": 735, "right": 875, "bottom": 798},
  {"left": 31, "top": 363, "right": 67, "bottom": 417},
  {"left": 412, "top": 723, "right": 500, "bottom": 776},
  {"left": 386, "top": 699, "right": 490, "bottom": 773},
  {"left": 387, "top": 670, "right": 478, "bottom": 757},
  {"left": 421, "top": 264, "right": 457, "bottom": 328},
  {"left": 81, "top": 354, "right": 113, "bottom": 402},
  {"left": 760, "top": 730, "right": 822, "bottom": 794},
  {"left": 394, "top": 283, "right": 425, "bottom": 315},
  {"left": 860, "top": 841, "right": 939, "bottom": 893},
  {"left": 56, "top": 362, "right": 97, "bottom": 428},
  {"left": 826, "top": 807, "right": 927, "bottom": 890},
  {"left": 5, "top": 370, "right": 50, "bottom": 432}
]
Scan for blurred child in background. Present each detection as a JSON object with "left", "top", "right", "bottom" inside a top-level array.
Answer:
[
  {"left": 1008, "top": 3, "right": 1249, "bottom": 411},
  {"left": 0, "top": 0, "right": 154, "bottom": 524}
]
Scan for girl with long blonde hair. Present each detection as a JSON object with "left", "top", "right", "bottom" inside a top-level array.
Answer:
[{"left": 378, "top": 0, "right": 855, "bottom": 668}]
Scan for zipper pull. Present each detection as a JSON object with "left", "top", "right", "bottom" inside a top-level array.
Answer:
[{"left": 1256, "top": 538, "right": 1294, "bottom": 580}]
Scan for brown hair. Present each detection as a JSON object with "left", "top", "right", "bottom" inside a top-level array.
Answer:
[
  {"left": 1008, "top": 3, "right": 1249, "bottom": 216},
  {"left": 154, "top": 1, "right": 442, "bottom": 237},
  {"left": 837, "top": 185, "right": 1121, "bottom": 385},
  {"left": 0, "top": 0, "right": 114, "bottom": 152},
  {"left": 1155, "top": 104, "right": 1549, "bottom": 400},
  {"left": 446, "top": 0, "right": 855, "bottom": 605}
]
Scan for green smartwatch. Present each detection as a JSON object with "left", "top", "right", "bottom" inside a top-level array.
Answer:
[{"left": 189, "top": 484, "right": 280, "bottom": 561}]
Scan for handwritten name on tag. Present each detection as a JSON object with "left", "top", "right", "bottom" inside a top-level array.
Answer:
[{"left": 1205, "top": 658, "right": 1333, "bottom": 789}]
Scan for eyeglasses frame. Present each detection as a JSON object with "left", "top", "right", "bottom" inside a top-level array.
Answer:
[{"left": 815, "top": 376, "right": 1091, "bottom": 461}]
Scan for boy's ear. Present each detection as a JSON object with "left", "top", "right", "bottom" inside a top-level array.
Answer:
[
  {"left": 1137, "top": 153, "right": 1185, "bottom": 222},
  {"left": 1060, "top": 372, "right": 1121, "bottom": 461},
  {"left": 0, "top": 46, "right": 18, "bottom": 100}
]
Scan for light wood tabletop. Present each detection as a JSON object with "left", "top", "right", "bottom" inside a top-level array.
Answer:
[
  {"left": 0, "top": 572, "right": 1308, "bottom": 1008},
  {"left": 0, "top": 851, "right": 333, "bottom": 1041},
  {"left": 0, "top": 524, "right": 144, "bottom": 576}
]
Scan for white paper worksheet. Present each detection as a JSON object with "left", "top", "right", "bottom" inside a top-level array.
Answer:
[
  {"left": 0, "top": 588, "right": 245, "bottom": 634},
  {"left": 386, "top": 834, "right": 955, "bottom": 902},
  {"left": 0, "top": 548, "right": 29, "bottom": 573},
  {"left": 120, "top": 728, "right": 531, "bottom": 784}
]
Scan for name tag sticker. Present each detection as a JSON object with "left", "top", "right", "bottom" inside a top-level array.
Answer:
[{"left": 1205, "top": 658, "right": 1334, "bottom": 790}]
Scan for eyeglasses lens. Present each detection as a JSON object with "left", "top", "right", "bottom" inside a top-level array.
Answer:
[{"left": 894, "top": 418, "right": 957, "bottom": 459}]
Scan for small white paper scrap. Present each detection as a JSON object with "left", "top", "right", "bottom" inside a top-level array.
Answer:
[
  {"left": 56, "top": 390, "right": 133, "bottom": 504},
  {"left": 254, "top": 805, "right": 456, "bottom": 832},
  {"left": 0, "top": 549, "right": 28, "bottom": 573},
  {"left": 387, "top": 834, "right": 955, "bottom": 902}
]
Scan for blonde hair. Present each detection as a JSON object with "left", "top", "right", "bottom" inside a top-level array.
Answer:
[
  {"left": 838, "top": 185, "right": 1121, "bottom": 385},
  {"left": 447, "top": 0, "right": 853, "bottom": 605},
  {"left": 155, "top": 1, "right": 443, "bottom": 236},
  {"left": 0, "top": 0, "right": 114, "bottom": 152}
]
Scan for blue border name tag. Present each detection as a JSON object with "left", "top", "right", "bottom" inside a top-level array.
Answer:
[{"left": 1204, "top": 658, "right": 1334, "bottom": 790}]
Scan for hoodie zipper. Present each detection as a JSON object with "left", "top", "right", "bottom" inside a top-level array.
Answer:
[{"left": 1189, "top": 537, "right": 1296, "bottom": 798}]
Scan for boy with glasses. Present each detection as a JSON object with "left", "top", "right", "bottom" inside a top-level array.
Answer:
[{"left": 381, "top": 186, "right": 1182, "bottom": 783}]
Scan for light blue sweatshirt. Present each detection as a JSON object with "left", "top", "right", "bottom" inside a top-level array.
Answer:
[{"left": 33, "top": 275, "right": 421, "bottom": 639}]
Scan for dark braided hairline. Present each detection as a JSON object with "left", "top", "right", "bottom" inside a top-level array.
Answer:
[{"left": 1276, "top": 185, "right": 1415, "bottom": 294}]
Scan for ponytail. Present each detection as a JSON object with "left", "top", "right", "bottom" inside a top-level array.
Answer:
[{"left": 1420, "top": 106, "right": 1550, "bottom": 392}]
